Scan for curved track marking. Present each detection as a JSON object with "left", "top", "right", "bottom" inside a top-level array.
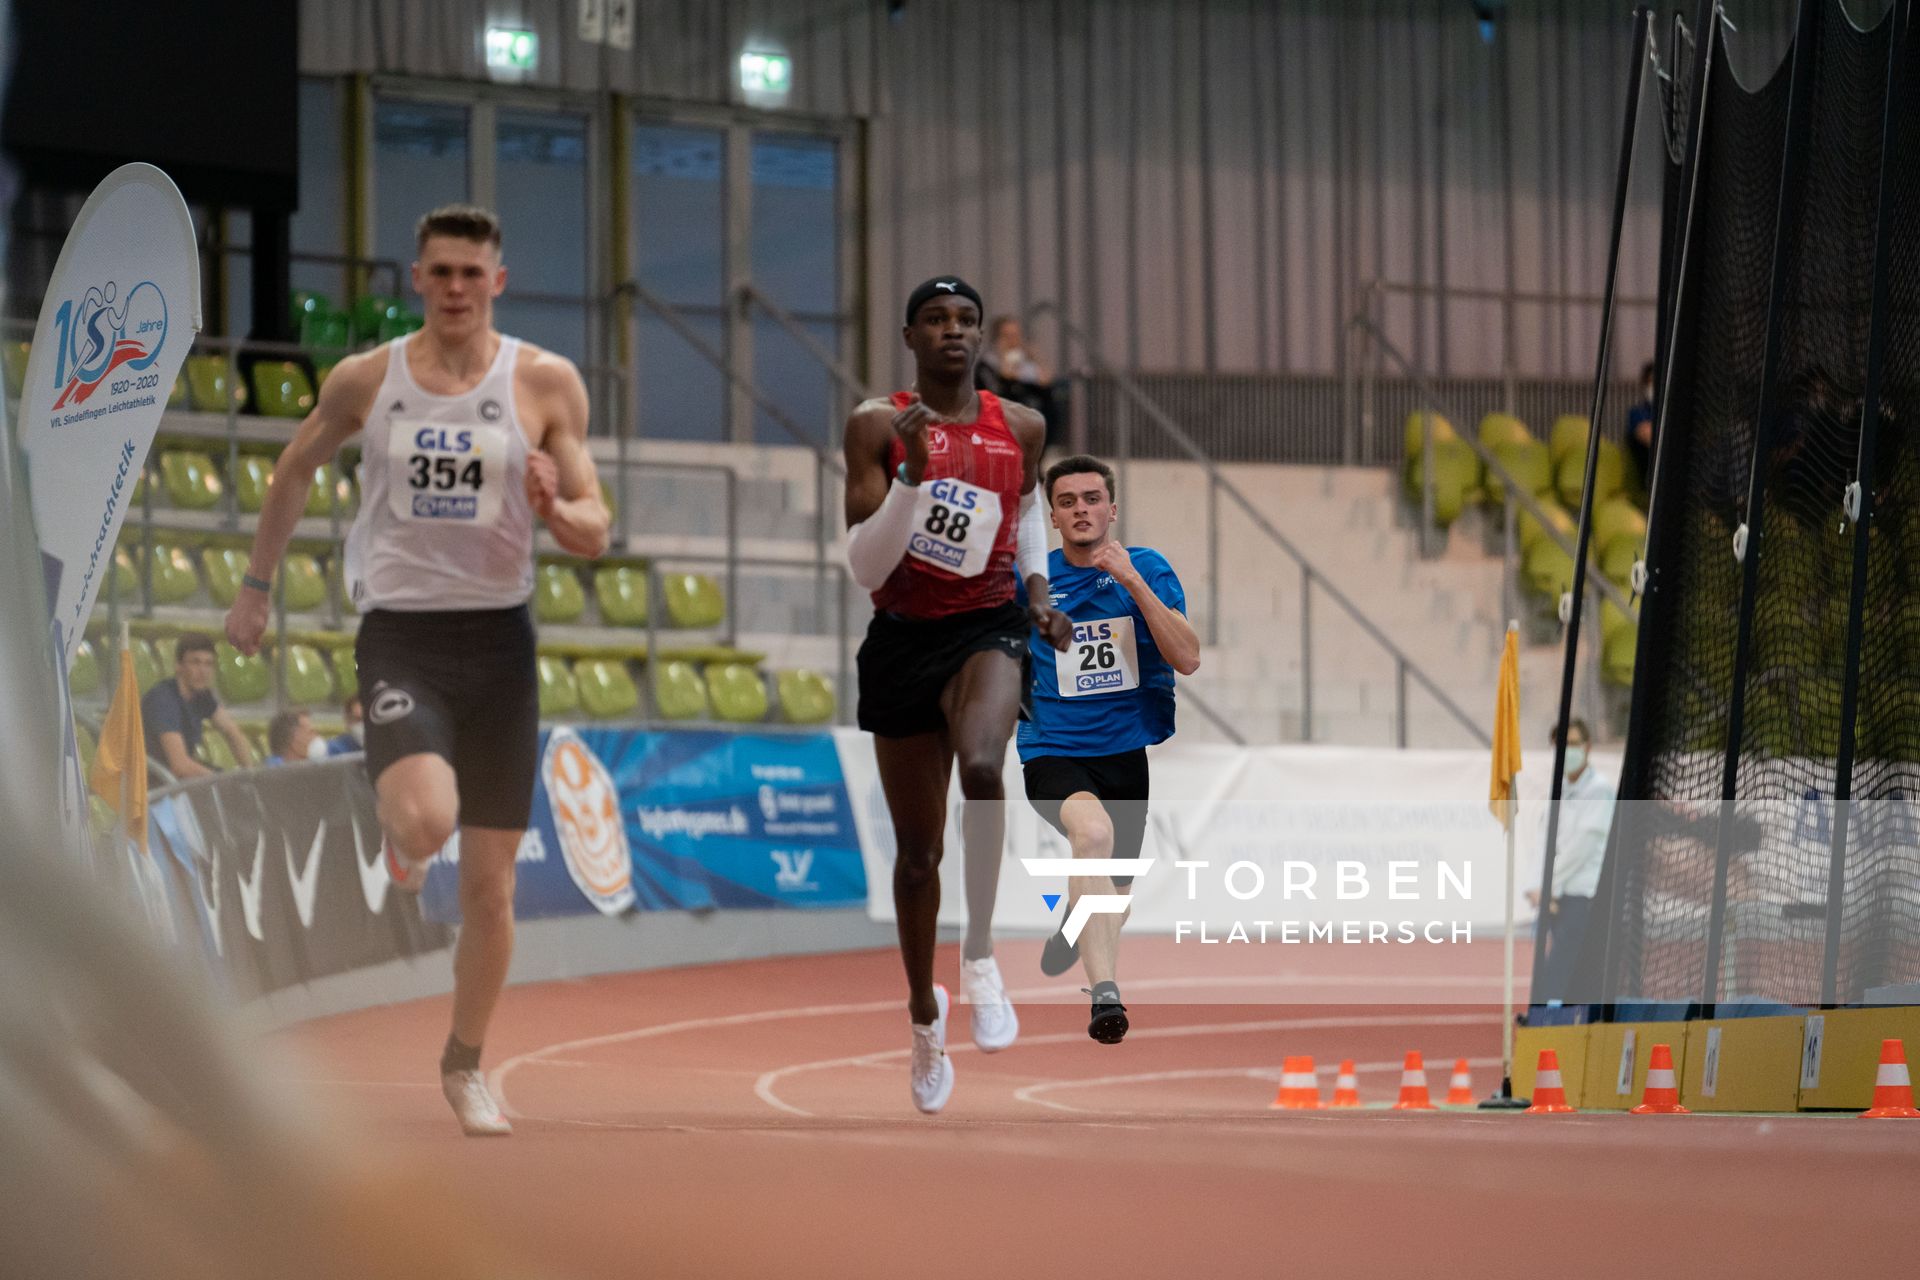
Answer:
[
  {"left": 1012, "top": 1053, "right": 1504, "bottom": 1114},
  {"left": 754, "top": 1012, "right": 1498, "bottom": 1118}
]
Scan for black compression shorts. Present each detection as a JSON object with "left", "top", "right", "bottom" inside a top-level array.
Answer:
[
  {"left": 1021, "top": 747, "right": 1150, "bottom": 887},
  {"left": 856, "top": 601, "right": 1029, "bottom": 739}
]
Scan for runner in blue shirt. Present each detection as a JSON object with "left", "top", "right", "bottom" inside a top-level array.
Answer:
[{"left": 1017, "top": 455, "right": 1199, "bottom": 1043}]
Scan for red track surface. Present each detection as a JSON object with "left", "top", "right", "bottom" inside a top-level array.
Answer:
[{"left": 280, "top": 941, "right": 1915, "bottom": 1279}]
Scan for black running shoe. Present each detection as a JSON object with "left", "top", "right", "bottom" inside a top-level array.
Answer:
[
  {"left": 1086, "top": 983, "right": 1128, "bottom": 1044},
  {"left": 1040, "top": 926, "right": 1079, "bottom": 977}
]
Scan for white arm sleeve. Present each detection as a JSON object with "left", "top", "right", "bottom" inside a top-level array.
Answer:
[
  {"left": 1015, "top": 487, "right": 1048, "bottom": 583},
  {"left": 845, "top": 478, "right": 920, "bottom": 591}
]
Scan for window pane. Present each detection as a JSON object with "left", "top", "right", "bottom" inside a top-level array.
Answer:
[
  {"left": 634, "top": 313, "right": 724, "bottom": 442},
  {"left": 752, "top": 316, "right": 841, "bottom": 450},
  {"left": 291, "top": 78, "right": 349, "bottom": 305},
  {"left": 750, "top": 132, "right": 837, "bottom": 312},
  {"left": 373, "top": 100, "right": 469, "bottom": 308},
  {"left": 630, "top": 124, "right": 724, "bottom": 306},
  {"left": 493, "top": 109, "right": 589, "bottom": 366}
]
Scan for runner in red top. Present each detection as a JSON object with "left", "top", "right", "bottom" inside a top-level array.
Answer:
[{"left": 843, "top": 276, "right": 1070, "bottom": 1114}]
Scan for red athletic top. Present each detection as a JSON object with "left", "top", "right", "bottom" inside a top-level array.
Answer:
[{"left": 872, "top": 389, "right": 1026, "bottom": 618}]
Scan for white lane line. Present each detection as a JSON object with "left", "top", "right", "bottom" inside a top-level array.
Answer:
[
  {"left": 1012, "top": 1053, "right": 1505, "bottom": 1114},
  {"left": 753, "top": 1012, "right": 1498, "bottom": 1118}
]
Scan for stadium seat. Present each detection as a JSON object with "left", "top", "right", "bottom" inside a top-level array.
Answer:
[
  {"left": 1402, "top": 411, "right": 1457, "bottom": 461},
  {"left": 533, "top": 563, "right": 586, "bottom": 624},
  {"left": 776, "top": 669, "right": 835, "bottom": 724},
  {"left": 131, "top": 638, "right": 162, "bottom": 693},
  {"left": 1477, "top": 413, "right": 1532, "bottom": 451},
  {"left": 281, "top": 553, "right": 328, "bottom": 612},
  {"left": 283, "top": 643, "right": 335, "bottom": 706},
  {"left": 1548, "top": 414, "right": 1590, "bottom": 468},
  {"left": 197, "top": 730, "right": 239, "bottom": 772},
  {"left": 3, "top": 341, "right": 28, "bottom": 399},
  {"left": 1599, "top": 536, "right": 1638, "bottom": 588},
  {"left": 234, "top": 456, "right": 273, "bottom": 513},
  {"left": 249, "top": 361, "right": 316, "bottom": 419},
  {"left": 168, "top": 371, "right": 188, "bottom": 408},
  {"left": 74, "top": 723, "right": 97, "bottom": 775},
  {"left": 108, "top": 545, "right": 138, "bottom": 603},
  {"left": 216, "top": 641, "right": 271, "bottom": 705},
  {"left": 302, "top": 466, "right": 352, "bottom": 517},
  {"left": 377, "top": 311, "right": 424, "bottom": 342},
  {"left": 1403, "top": 437, "right": 1479, "bottom": 527},
  {"left": 652, "top": 660, "right": 709, "bottom": 720},
  {"left": 145, "top": 543, "right": 201, "bottom": 605},
  {"left": 1554, "top": 439, "right": 1625, "bottom": 508},
  {"left": 204, "top": 547, "right": 250, "bottom": 607},
  {"left": 185, "top": 355, "right": 247, "bottom": 413},
  {"left": 1592, "top": 496, "right": 1648, "bottom": 555},
  {"left": 1601, "top": 623, "right": 1637, "bottom": 688},
  {"left": 576, "top": 657, "right": 639, "bottom": 720},
  {"left": 537, "top": 653, "right": 581, "bottom": 717},
  {"left": 1517, "top": 499, "right": 1576, "bottom": 555},
  {"left": 351, "top": 295, "right": 403, "bottom": 344},
  {"left": 160, "top": 450, "right": 223, "bottom": 510},
  {"left": 291, "top": 290, "right": 329, "bottom": 331},
  {"left": 593, "top": 565, "right": 649, "bottom": 627},
  {"left": 330, "top": 644, "right": 358, "bottom": 701},
  {"left": 302, "top": 307, "right": 352, "bottom": 357},
  {"left": 706, "top": 663, "right": 768, "bottom": 723},
  {"left": 1484, "top": 439, "right": 1553, "bottom": 508},
  {"left": 68, "top": 640, "right": 101, "bottom": 698},
  {"left": 1523, "top": 538, "right": 1576, "bottom": 600},
  {"left": 1599, "top": 599, "right": 1635, "bottom": 642},
  {"left": 662, "top": 573, "right": 725, "bottom": 628},
  {"left": 152, "top": 633, "right": 178, "bottom": 672}
]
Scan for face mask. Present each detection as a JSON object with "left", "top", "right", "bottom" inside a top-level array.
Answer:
[
  {"left": 1563, "top": 746, "right": 1588, "bottom": 778},
  {"left": 348, "top": 722, "right": 364, "bottom": 746},
  {"left": 306, "top": 737, "right": 329, "bottom": 762}
]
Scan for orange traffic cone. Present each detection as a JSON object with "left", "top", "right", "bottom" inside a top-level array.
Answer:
[
  {"left": 1269, "top": 1055, "right": 1321, "bottom": 1110},
  {"left": 1860, "top": 1039, "right": 1920, "bottom": 1119},
  {"left": 1629, "top": 1042, "right": 1689, "bottom": 1114},
  {"left": 1445, "top": 1059, "right": 1474, "bottom": 1105},
  {"left": 1524, "top": 1048, "right": 1578, "bottom": 1114},
  {"left": 1393, "top": 1051, "right": 1434, "bottom": 1110},
  {"left": 1330, "top": 1059, "right": 1361, "bottom": 1107}
]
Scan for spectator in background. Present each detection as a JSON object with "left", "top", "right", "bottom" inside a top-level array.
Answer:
[
  {"left": 1527, "top": 717, "right": 1614, "bottom": 1004},
  {"left": 326, "top": 693, "right": 363, "bottom": 756},
  {"left": 266, "top": 709, "right": 321, "bottom": 766},
  {"left": 1626, "top": 360, "right": 1656, "bottom": 490},
  {"left": 141, "top": 633, "right": 255, "bottom": 779},
  {"left": 978, "top": 315, "right": 1064, "bottom": 450}
]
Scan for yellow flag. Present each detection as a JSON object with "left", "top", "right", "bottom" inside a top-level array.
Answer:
[
  {"left": 1489, "top": 621, "right": 1522, "bottom": 831},
  {"left": 88, "top": 643, "right": 149, "bottom": 853}
]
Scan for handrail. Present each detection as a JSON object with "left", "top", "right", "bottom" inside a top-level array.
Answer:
[
  {"left": 1027, "top": 299, "right": 1490, "bottom": 748},
  {"left": 1352, "top": 315, "right": 1641, "bottom": 620}
]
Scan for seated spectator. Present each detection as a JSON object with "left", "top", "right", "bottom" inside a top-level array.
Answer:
[
  {"left": 326, "top": 694, "right": 363, "bottom": 756},
  {"left": 266, "top": 709, "right": 321, "bottom": 766},
  {"left": 977, "top": 315, "right": 1065, "bottom": 449},
  {"left": 142, "top": 633, "right": 255, "bottom": 779}
]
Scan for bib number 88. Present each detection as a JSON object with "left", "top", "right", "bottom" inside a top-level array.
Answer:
[
  {"left": 924, "top": 504, "right": 972, "bottom": 542},
  {"left": 410, "top": 456, "right": 484, "bottom": 492},
  {"left": 1078, "top": 641, "right": 1117, "bottom": 671}
]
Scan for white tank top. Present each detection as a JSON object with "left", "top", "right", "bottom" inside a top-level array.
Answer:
[{"left": 345, "top": 334, "right": 535, "bottom": 612}]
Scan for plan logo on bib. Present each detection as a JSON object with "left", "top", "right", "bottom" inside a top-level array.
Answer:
[
  {"left": 542, "top": 728, "right": 635, "bottom": 915},
  {"left": 50, "top": 279, "right": 169, "bottom": 411}
]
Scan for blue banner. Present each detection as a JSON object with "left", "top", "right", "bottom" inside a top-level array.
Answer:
[{"left": 421, "top": 728, "right": 866, "bottom": 923}]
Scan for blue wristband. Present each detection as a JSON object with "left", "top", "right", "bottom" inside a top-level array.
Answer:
[{"left": 896, "top": 462, "right": 918, "bottom": 486}]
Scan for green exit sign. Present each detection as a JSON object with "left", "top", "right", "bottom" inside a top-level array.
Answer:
[
  {"left": 739, "top": 51, "right": 792, "bottom": 95},
  {"left": 485, "top": 27, "right": 538, "bottom": 72}
]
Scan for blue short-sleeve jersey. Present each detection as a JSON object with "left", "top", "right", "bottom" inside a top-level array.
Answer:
[{"left": 1017, "top": 546, "right": 1184, "bottom": 760}]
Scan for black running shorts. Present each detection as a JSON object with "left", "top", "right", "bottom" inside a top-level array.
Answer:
[
  {"left": 856, "top": 601, "right": 1029, "bottom": 739},
  {"left": 1022, "top": 747, "right": 1150, "bottom": 886},
  {"left": 354, "top": 604, "right": 539, "bottom": 830}
]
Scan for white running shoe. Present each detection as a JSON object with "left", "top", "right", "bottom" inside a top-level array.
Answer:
[
  {"left": 441, "top": 1069, "right": 512, "bottom": 1137},
  {"left": 960, "top": 954, "right": 1019, "bottom": 1053},
  {"left": 384, "top": 836, "right": 431, "bottom": 894},
  {"left": 909, "top": 984, "right": 955, "bottom": 1115}
]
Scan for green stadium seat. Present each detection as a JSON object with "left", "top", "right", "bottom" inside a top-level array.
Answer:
[
  {"left": 235, "top": 455, "right": 272, "bottom": 513},
  {"left": 1477, "top": 413, "right": 1532, "bottom": 451},
  {"left": 662, "top": 572, "right": 725, "bottom": 628},
  {"left": 290, "top": 290, "right": 330, "bottom": 333},
  {"left": 68, "top": 640, "right": 101, "bottom": 698},
  {"left": 145, "top": 543, "right": 201, "bottom": 605},
  {"left": 1599, "top": 599, "right": 1636, "bottom": 642},
  {"left": 1601, "top": 624, "right": 1637, "bottom": 689},
  {"left": 533, "top": 562, "right": 586, "bottom": 624},
  {"left": 249, "top": 361, "right": 316, "bottom": 418},
  {"left": 593, "top": 565, "right": 649, "bottom": 627},
  {"left": 377, "top": 311, "right": 425, "bottom": 342},
  {"left": 537, "top": 653, "right": 581, "bottom": 717},
  {"left": 281, "top": 553, "right": 328, "bottom": 612},
  {"left": 130, "top": 465, "right": 147, "bottom": 507},
  {"left": 3, "top": 341, "right": 29, "bottom": 399},
  {"left": 1554, "top": 439, "right": 1626, "bottom": 508},
  {"left": 1548, "top": 415, "right": 1590, "bottom": 467},
  {"left": 108, "top": 545, "right": 138, "bottom": 603},
  {"left": 75, "top": 722, "right": 97, "bottom": 775},
  {"left": 198, "top": 730, "right": 239, "bottom": 772},
  {"left": 776, "top": 669, "right": 835, "bottom": 724},
  {"left": 283, "top": 643, "right": 335, "bottom": 706},
  {"left": 706, "top": 663, "right": 768, "bottom": 723},
  {"left": 1402, "top": 437, "right": 1480, "bottom": 528},
  {"left": 302, "top": 307, "right": 352, "bottom": 358},
  {"left": 131, "top": 637, "right": 162, "bottom": 693},
  {"left": 1523, "top": 538, "right": 1576, "bottom": 600},
  {"left": 1403, "top": 411, "right": 1457, "bottom": 460},
  {"left": 153, "top": 633, "right": 179, "bottom": 673},
  {"left": 1592, "top": 496, "right": 1648, "bottom": 554},
  {"left": 576, "top": 657, "right": 639, "bottom": 720},
  {"left": 1518, "top": 499, "right": 1576, "bottom": 555},
  {"left": 303, "top": 465, "right": 352, "bottom": 517},
  {"left": 160, "top": 450, "right": 223, "bottom": 510},
  {"left": 167, "top": 370, "right": 188, "bottom": 408},
  {"left": 1599, "top": 536, "right": 1639, "bottom": 589},
  {"left": 351, "top": 295, "right": 403, "bottom": 344},
  {"left": 204, "top": 547, "right": 249, "bottom": 607},
  {"left": 244, "top": 723, "right": 271, "bottom": 763},
  {"left": 1485, "top": 439, "right": 1553, "bottom": 509},
  {"left": 185, "top": 355, "right": 247, "bottom": 413},
  {"left": 652, "top": 660, "right": 709, "bottom": 720},
  {"left": 330, "top": 645, "right": 358, "bottom": 701},
  {"left": 216, "top": 641, "right": 271, "bottom": 705}
]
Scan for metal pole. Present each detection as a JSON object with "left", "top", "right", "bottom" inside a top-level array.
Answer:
[
  {"left": 726, "top": 469, "right": 740, "bottom": 649},
  {"left": 1502, "top": 493, "right": 1517, "bottom": 630},
  {"left": 1207, "top": 476, "right": 1221, "bottom": 646},
  {"left": 1299, "top": 564, "right": 1312, "bottom": 743},
  {"left": 1536, "top": 8, "right": 1654, "bottom": 1000},
  {"left": 1396, "top": 658, "right": 1408, "bottom": 750},
  {"left": 1821, "top": 0, "right": 1910, "bottom": 1006}
]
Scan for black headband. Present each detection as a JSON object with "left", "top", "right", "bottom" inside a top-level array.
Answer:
[{"left": 905, "top": 276, "right": 983, "bottom": 325}]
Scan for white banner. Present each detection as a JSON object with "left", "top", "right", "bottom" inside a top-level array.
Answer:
[
  {"left": 838, "top": 732, "right": 1620, "bottom": 938},
  {"left": 18, "top": 163, "right": 200, "bottom": 660}
]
